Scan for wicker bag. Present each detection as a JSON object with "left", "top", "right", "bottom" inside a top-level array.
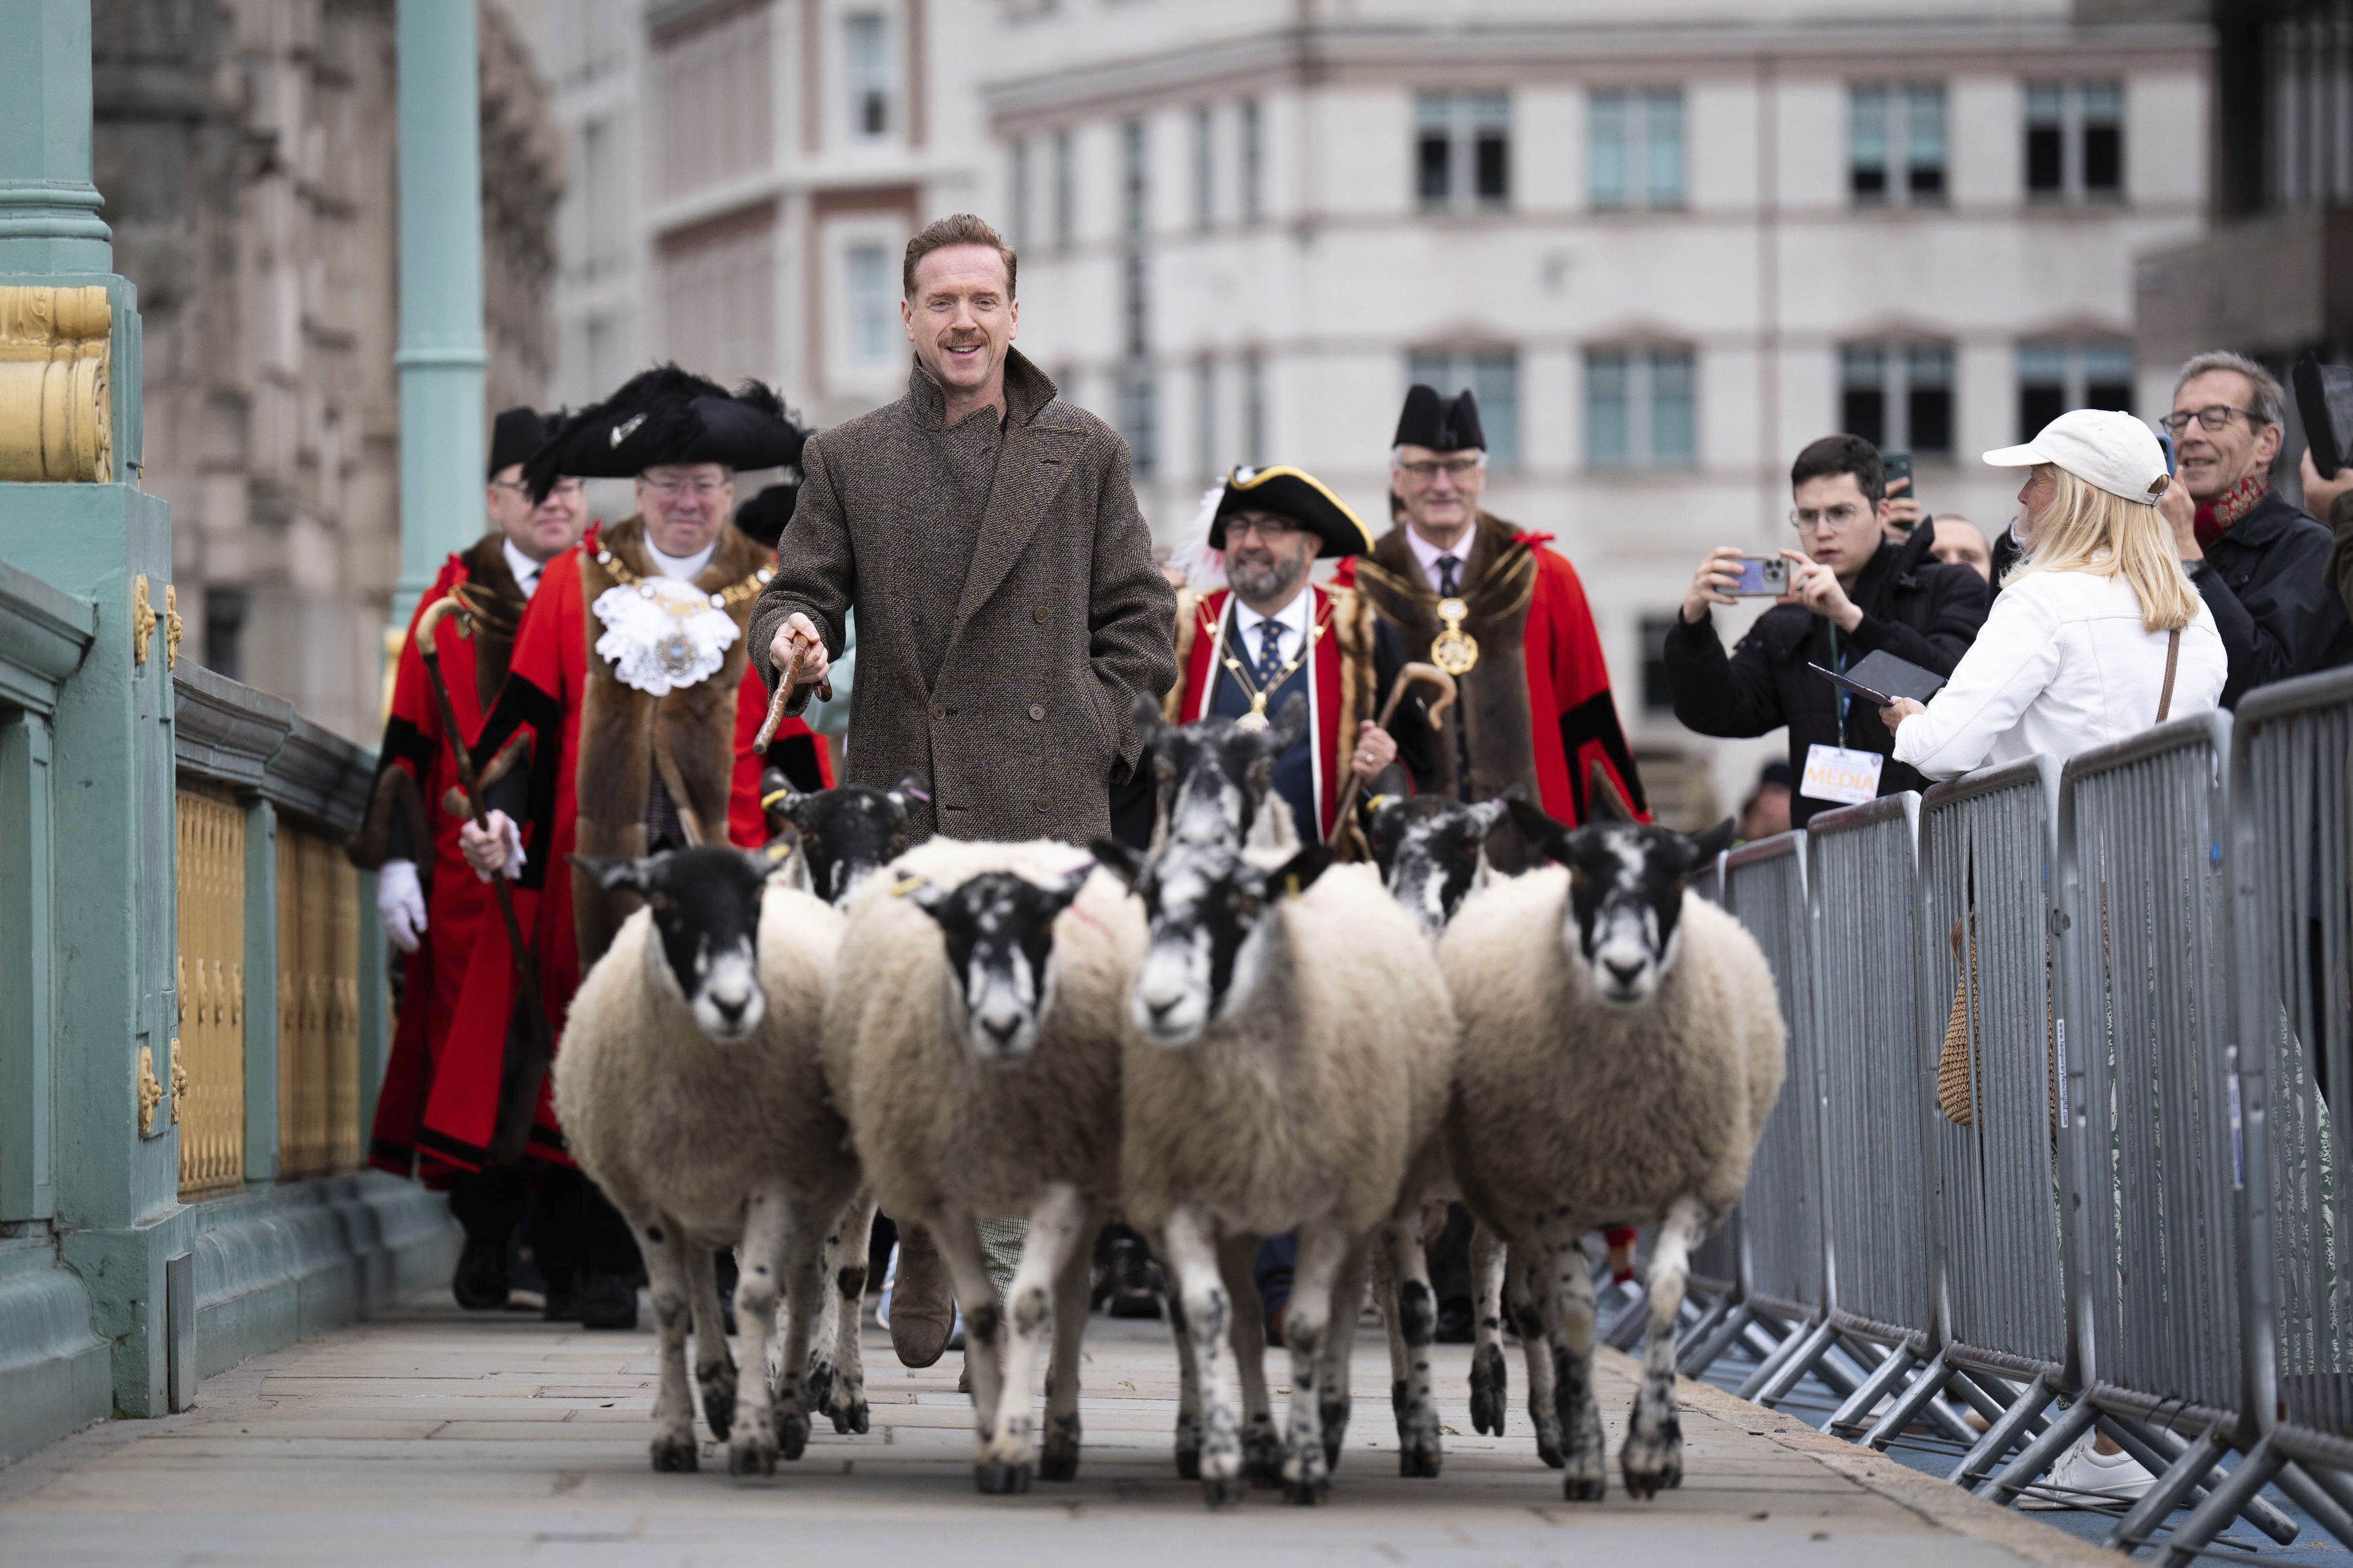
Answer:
[{"left": 1937, "top": 915, "right": 1977, "bottom": 1126}]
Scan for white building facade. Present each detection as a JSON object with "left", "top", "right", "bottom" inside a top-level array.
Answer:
[{"left": 527, "top": 0, "right": 2213, "bottom": 818}]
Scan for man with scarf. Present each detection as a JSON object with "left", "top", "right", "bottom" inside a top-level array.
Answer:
[
  {"left": 350, "top": 407, "right": 588, "bottom": 1313},
  {"left": 444, "top": 368, "right": 831, "bottom": 1328}
]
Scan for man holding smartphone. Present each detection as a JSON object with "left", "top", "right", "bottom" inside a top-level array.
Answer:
[{"left": 1663, "top": 434, "right": 1989, "bottom": 828}]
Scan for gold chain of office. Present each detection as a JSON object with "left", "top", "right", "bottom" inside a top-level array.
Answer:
[
  {"left": 594, "top": 545, "right": 774, "bottom": 609},
  {"left": 1218, "top": 613, "right": 1327, "bottom": 732}
]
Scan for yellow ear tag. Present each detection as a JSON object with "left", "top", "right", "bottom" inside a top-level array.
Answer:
[
  {"left": 759, "top": 788, "right": 791, "bottom": 811},
  {"left": 1283, "top": 873, "right": 1302, "bottom": 899},
  {"left": 889, "top": 874, "right": 927, "bottom": 899},
  {"left": 764, "top": 840, "right": 793, "bottom": 862},
  {"left": 1363, "top": 793, "right": 1393, "bottom": 814}
]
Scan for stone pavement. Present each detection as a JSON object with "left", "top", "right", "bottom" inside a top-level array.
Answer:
[{"left": 0, "top": 1297, "right": 2116, "bottom": 1567}]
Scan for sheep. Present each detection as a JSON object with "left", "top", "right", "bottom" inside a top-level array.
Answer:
[
  {"left": 1135, "top": 691, "right": 1307, "bottom": 858},
  {"left": 553, "top": 845, "right": 861, "bottom": 1477},
  {"left": 1093, "top": 834, "right": 1456, "bottom": 1508},
  {"left": 1360, "top": 791, "right": 1512, "bottom": 946},
  {"left": 822, "top": 837, "right": 1143, "bottom": 1494},
  {"left": 1439, "top": 796, "right": 1780, "bottom": 1501}
]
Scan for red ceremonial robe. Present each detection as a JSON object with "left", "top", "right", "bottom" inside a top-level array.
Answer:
[
  {"left": 1519, "top": 533, "right": 1649, "bottom": 827},
  {"left": 1166, "top": 586, "right": 1359, "bottom": 843},
  {"left": 417, "top": 525, "right": 830, "bottom": 1174}
]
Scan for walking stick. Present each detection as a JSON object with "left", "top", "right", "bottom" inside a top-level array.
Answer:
[
  {"left": 413, "top": 596, "right": 556, "bottom": 1165},
  {"left": 751, "top": 625, "right": 835, "bottom": 751},
  {"left": 1331, "top": 661, "right": 1460, "bottom": 835}
]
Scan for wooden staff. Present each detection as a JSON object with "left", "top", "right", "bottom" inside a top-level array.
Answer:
[
  {"left": 413, "top": 596, "right": 555, "bottom": 1165},
  {"left": 1332, "top": 661, "right": 1460, "bottom": 833},
  {"left": 752, "top": 620, "right": 835, "bottom": 751}
]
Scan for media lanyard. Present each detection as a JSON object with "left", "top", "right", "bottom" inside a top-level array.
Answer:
[{"left": 1828, "top": 622, "right": 1850, "bottom": 748}]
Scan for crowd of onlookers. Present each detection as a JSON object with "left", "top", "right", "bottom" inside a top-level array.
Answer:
[{"left": 1677, "top": 349, "right": 2353, "bottom": 831}]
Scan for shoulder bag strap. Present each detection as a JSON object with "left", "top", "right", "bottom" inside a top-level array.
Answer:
[{"left": 2154, "top": 628, "right": 2182, "bottom": 724}]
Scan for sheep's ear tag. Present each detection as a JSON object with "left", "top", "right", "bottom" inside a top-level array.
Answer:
[
  {"left": 889, "top": 874, "right": 927, "bottom": 899},
  {"left": 1282, "top": 872, "right": 1302, "bottom": 899},
  {"left": 764, "top": 840, "right": 793, "bottom": 862}
]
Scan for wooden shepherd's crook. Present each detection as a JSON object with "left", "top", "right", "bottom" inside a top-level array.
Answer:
[
  {"left": 752, "top": 620, "right": 836, "bottom": 751},
  {"left": 413, "top": 596, "right": 557, "bottom": 1165},
  {"left": 1330, "top": 661, "right": 1460, "bottom": 832}
]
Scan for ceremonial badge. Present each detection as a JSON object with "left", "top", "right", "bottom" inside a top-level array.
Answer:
[
  {"left": 1234, "top": 708, "right": 1271, "bottom": 733},
  {"left": 1431, "top": 596, "right": 1480, "bottom": 675}
]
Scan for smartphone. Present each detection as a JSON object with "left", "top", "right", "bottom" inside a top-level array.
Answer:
[
  {"left": 2293, "top": 351, "right": 2353, "bottom": 479},
  {"left": 1731, "top": 556, "right": 1791, "bottom": 596},
  {"left": 2157, "top": 429, "right": 2176, "bottom": 476},
  {"left": 1881, "top": 450, "right": 1917, "bottom": 534}
]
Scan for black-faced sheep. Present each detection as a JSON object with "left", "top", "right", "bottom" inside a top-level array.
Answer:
[
  {"left": 1442, "top": 798, "right": 1781, "bottom": 1502},
  {"left": 821, "top": 838, "right": 1142, "bottom": 1494},
  {"left": 1094, "top": 836, "right": 1455, "bottom": 1508},
  {"left": 1135, "top": 692, "right": 1308, "bottom": 857},
  {"left": 553, "top": 845, "right": 861, "bottom": 1476},
  {"left": 1360, "top": 791, "right": 1511, "bottom": 944}
]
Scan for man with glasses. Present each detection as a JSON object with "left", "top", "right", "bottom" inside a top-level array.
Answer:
[
  {"left": 431, "top": 369, "right": 829, "bottom": 1329},
  {"left": 1664, "top": 434, "right": 1988, "bottom": 829},
  {"left": 352, "top": 406, "right": 589, "bottom": 1314},
  {"left": 1164, "top": 465, "right": 1435, "bottom": 844},
  {"left": 2156, "top": 351, "right": 2352, "bottom": 706},
  {"left": 1353, "top": 384, "right": 1647, "bottom": 873}
]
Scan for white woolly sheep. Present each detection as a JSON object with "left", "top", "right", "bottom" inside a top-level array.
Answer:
[
  {"left": 1441, "top": 797, "right": 1781, "bottom": 1501},
  {"left": 822, "top": 837, "right": 1144, "bottom": 1495},
  {"left": 554, "top": 845, "right": 863, "bottom": 1476},
  {"left": 1094, "top": 835, "right": 1456, "bottom": 1508}
]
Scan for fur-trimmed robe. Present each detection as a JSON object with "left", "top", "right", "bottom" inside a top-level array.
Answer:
[
  {"left": 1166, "top": 583, "right": 1435, "bottom": 844},
  {"left": 351, "top": 534, "right": 528, "bottom": 1180},
  {"left": 1353, "top": 514, "right": 1647, "bottom": 867},
  {"left": 419, "top": 518, "right": 832, "bottom": 1173}
]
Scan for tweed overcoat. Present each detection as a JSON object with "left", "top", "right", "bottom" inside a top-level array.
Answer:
[{"left": 751, "top": 350, "right": 1177, "bottom": 845}]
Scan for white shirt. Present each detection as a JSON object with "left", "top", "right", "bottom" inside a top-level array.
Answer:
[
  {"left": 647, "top": 539, "right": 717, "bottom": 580},
  {"left": 502, "top": 538, "right": 546, "bottom": 601},
  {"left": 1891, "top": 570, "right": 2227, "bottom": 780},
  {"left": 1229, "top": 582, "right": 1315, "bottom": 677},
  {"left": 1404, "top": 524, "right": 1474, "bottom": 593}
]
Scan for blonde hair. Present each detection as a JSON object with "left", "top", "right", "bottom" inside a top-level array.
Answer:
[{"left": 2003, "top": 464, "right": 2200, "bottom": 632}]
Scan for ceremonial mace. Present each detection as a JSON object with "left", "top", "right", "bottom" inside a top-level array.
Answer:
[
  {"left": 413, "top": 596, "right": 557, "bottom": 1165},
  {"left": 1330, "top": 661, "right": 1460, "bottom": 839}
]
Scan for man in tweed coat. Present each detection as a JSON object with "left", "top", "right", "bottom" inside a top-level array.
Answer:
[{"left": 751, "top": 213, "right": 1176, "bottom": 848}]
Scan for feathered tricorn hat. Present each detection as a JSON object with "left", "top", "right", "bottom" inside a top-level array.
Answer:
[
  {"left": 521, "top": 365, "right": 809, "bottom": 500},
  {"left": 1207, "top": 465, "right": 1375, "bottom": 560}
]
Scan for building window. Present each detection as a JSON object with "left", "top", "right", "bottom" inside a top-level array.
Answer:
[
  {"left": 2017, "top": 339, "right": 2132, "bottom": 438},
  {"left": 1194, "top": 360, "right": 1218, "bottom": 479},
  {"left": 1585, "top": 346, "right": 1698, "bottom": 470},
  {"left": 1053, "top": 129, "right": 1076, "bottom": 251},
  {"left": 845, "top": 13, "right": 890, "bottom": 138},
  {"left": 1589, "top": 88, "right": 1685, "bottom": 210},
  {"left": 661, "top": 206, "right": 779, "bottom": 391},
  {"left": 2027, "top": 81, "right": 2124, "bottom": 201},
  {"left": 1193, "top": 105, "right": 1214, "bottom": 230},
  {"left": 1640, "top": 612, "right": 1680, "bottom": 714},
  {"left": 1850, "top": 83, "right": 1946, "bottom": 206},
  {"left": 1415, "top": 91, "right": 1510, "bottom": 211},
  {"left": 1240, "top": 98, "right": 1263, "bottom": 221},
  {"left": 1121, "top": 118, "right": 1150, "bottom": 358},
  {"left": 203, "top": 587, "right": 249, "bottom": 683},
  {"left": 1119, "top": 368, "right": 1158, "bottom": 479},
  {"left": 1408, "top": 347, "right": 1520, "bottom": 469},
  {"left": 652, "top": 5, "right": 772, "bottom": 200},
  {"left": 1242, "top": 352, "right": 1265, "bottom": 465},
  {"left": 1841, "top": 341, "right": 1954, "bottom": 456},
  {"left": 846, "top": 244, "right": 893, "bottom": 367},
  {"left": 1008, "top": 138, "right": 1032, "bottom": 251}
]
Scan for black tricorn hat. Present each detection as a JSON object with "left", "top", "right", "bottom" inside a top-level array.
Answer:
[
  {"left": 1394, "top": 383, "right": 1486, "bottom": 452},
  {"left": 488, "top": 407, "right": 560, "bottom": 480},
  {"left": 733, "top": 481, "right": 801, "bottom": 550},
  {"left": 1209, "top": 465, "right": 1375, "bottom": 559},
  {"left": 521, "top": 365, "right": 809, "bottom": 500}
]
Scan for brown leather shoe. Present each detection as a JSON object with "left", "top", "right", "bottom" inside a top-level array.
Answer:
[{"left": 890, "top": 1225, "right": 955, "bottom": 1368}]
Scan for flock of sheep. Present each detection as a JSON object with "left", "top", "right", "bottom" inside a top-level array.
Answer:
[{"left": 550, "top": 694, "right": 1787, "bottom": 1510}]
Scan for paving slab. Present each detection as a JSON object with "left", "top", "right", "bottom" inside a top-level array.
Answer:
[{"left": 0, "top": 1298, "right": 2118, "bottom": 1567}]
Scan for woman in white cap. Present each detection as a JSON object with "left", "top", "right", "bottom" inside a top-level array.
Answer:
[{"left": 1880, "top": 408, "right": 2226, "bottom": 774}]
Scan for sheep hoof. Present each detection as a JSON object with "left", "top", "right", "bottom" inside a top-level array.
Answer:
[
  {"left": 1562, "top": 1475, "right": 1605, "bottom": 1503},
  {"left": 1242, "top": 1431, "right": 1282, "bottom": 1487},
  {"left": 1398, "top": 1444, "right": 1442, "bottom": 1479},
  {"left": 649, "top": 1434, "right": 699, "bottom": 1473},
  {"left": 727, "top": 1438, "right": 776, "bottom": 1478},
  {"left": 1174, "top": 1442, "right": 1201, "bottom": 1481},
  {"left": 699, "top": 1377, "right": 737, "bottom": 1441},
  {"left": 832, "top": 1399, "right": 870, "bottom": 1436},
  {"left": 1470, "top": 1346, "right": 1508, "bottom": 1435},
  {"left": 1041, "top": 1415, "right": 1081, "bottom": 1480},
  {"left": 976, "top": 1459, "right": 1034, "bottom": 1495},
  {"left": 1201, "top": 1474, "right": 1245, "bottom": 1510},
  {"left": 777, "top": 1410, "right": 810, "bottom": 1462},
  {"left": 1283, "top": 1474, "right": 1328, "bottom": 1506}
]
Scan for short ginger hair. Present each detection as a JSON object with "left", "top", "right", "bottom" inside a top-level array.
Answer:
[{"left": 903, "top": 213, "right": 1018, "bottom": 300}]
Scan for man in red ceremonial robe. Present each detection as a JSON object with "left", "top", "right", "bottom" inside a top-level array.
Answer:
[
  {"left": 440, "top": 368, "right": 830, "bottom": 1329},
  {"left": 350, "top": 407, "right": 586, "bottom": 1313},
  {"left": 1164, "top": 464, "right": 1434, "bottom": 843},
  {"left": 1353, "top": 384, "right": 1648, "bottom": 1337}
]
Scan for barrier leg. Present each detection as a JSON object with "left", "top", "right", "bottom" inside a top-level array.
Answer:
[
  {"left": 2289, "top": 1460, "right": 2353, "bottom": 1549},
  {"left": 2274, "top": 1463, "right": 2353, "bottom": 1554},
  {"left": 1603, "top": 1286, "right": 1649, "bottom": 1352},
  {"left": 1676, "top": 1296, "right": 1730, "bottom": 1359},
  {"left": 1946, "top": 1372, "right": 2048, "bottom": 1486},
  {"left": 1979, "top": 1397, "right": 2097, "bottom": 1505},
  {"left": 1825, "top": 1342, "right": 1917, "bottom": 1437},
  {"left": 2148, "top": 1434, "right": 2286, "bottom": 1568},
  {"left": 2101, "top": 1423, "right": 2227, "bottom": 1552},
  {"left": 1749, "top": 1319, "right": 1839, "bottom": 1407},
  {"left": 1676, "top": 1301, "right": 1751, "bottom": 1378},
  {"left": 2106, "top": 1416, "right": 2299, "bottom": 1547},
  {"left": 1731, "top": 1314, "right": 1814, "bottom": 1399},
  {"left": 1862, "top": 1348, "right": 1950, "bottom": 1449}
]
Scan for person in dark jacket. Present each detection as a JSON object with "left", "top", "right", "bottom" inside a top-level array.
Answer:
[
  {"left": 1665, "top": 434, "right": 1989, "bottom": 828},
  {"left": 2159, "top": 351, "right": 2353, "bottom": 706},
  {"left": 2304, "top": 448, "right": 2353, "bottom": 624}
]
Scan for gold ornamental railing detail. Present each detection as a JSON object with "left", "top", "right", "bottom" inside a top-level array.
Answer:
[
  {"left": 278, "top": 827, "right": 361, "bottom": 1180},
  {"left": 175, "top": 786, "right": 246, "bottom": 1199},
  {"left": 0, "top": 284, "right": 112, "bottom": 482}
]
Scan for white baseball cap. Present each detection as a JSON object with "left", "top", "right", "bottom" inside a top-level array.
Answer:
[{"left": 1981, "top": 408, "right": 2171, "bottom": 505}]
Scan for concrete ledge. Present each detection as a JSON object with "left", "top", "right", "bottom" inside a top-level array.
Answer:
[
  {"left": 0, "top": 1238, "right": 109, "bottom": 1467},
  {"left": 192, "top": 1172, "right": 456, "bottom": 1381}
]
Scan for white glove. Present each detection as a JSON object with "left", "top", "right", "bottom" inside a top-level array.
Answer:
[
  {"left": 377, "top": 859, "right": 427, "bottom": 954},
  {"left": 458, "top": 810, "right": 526, "bottom": 883}
]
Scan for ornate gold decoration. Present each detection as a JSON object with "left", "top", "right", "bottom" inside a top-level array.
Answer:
[
  {"left": 1431, "top": 596, "right": 1480, "bottom": 675},
  {"left": 132, "top": 575, "right": 156, "bottom": 665},
  {"left": 137, "top": 1046, "right": 162, "bottom": 1138},
  {"left": 594, "top": 544, "right": 774, "bottom": 608},
  {"left": 0, "top": 284, "right": 112, "bottom": 481},
  {"left": 163, "top": 583, "right": 184, "bottom": 670},
  {"left": 169, "top": 1037, "right": 188, "bottom": 1125},
  {"left": 176, "top": 787, "right": 249, "bottom": 1196},
  {"left": 1215, "top": 602, "right": 1328, "bottom": 732}
]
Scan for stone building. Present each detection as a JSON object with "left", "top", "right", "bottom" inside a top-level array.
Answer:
[{"left": 95, "top": 0, "right": 563, "bottom": 745}]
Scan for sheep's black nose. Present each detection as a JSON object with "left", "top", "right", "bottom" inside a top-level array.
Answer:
[
  {"left": 1144, "top": 996, "right": 1178, "bottom": 1022},
  {"left": 1603, "top": 956, "right": 1646, "bottom": 987},
  {"left": 711, "top": 993, "right": 746, "bottom": 1022},
  {"left": 982, "top": 1015, "right": 1020, "bottom": 1044}
]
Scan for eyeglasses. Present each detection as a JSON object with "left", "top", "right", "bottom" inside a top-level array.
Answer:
[
  {"left": 642, "top": 476, "right": 729, "bottom": 499},
  {"left": 1395, "top": 458, "right": 1483, "bottom": 481},
  {"left": 1225, "top": 515, "right": 1300, "bottom": 543},
  {"left": 492, "top": 478, "right": 584, "bottom": 500},
  {"left": 1789, "top": 503, "right": 1870, "bottom": 532},
  {"left": 2160, "top": 405, "right": 2267, "bottom": 436}
]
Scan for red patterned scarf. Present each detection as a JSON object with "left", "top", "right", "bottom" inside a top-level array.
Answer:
[{"left": 2193, "top": 472, "right": 2269, "bottom": 550}]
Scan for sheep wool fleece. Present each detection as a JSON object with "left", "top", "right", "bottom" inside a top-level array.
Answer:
[{"left": 1439, "top": 871, "right": 1785, "bottom": 1235}]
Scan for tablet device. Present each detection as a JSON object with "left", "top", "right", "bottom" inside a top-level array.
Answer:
[{"left": 1808, "top": 649, "right": 1947, "bottom": 707}]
